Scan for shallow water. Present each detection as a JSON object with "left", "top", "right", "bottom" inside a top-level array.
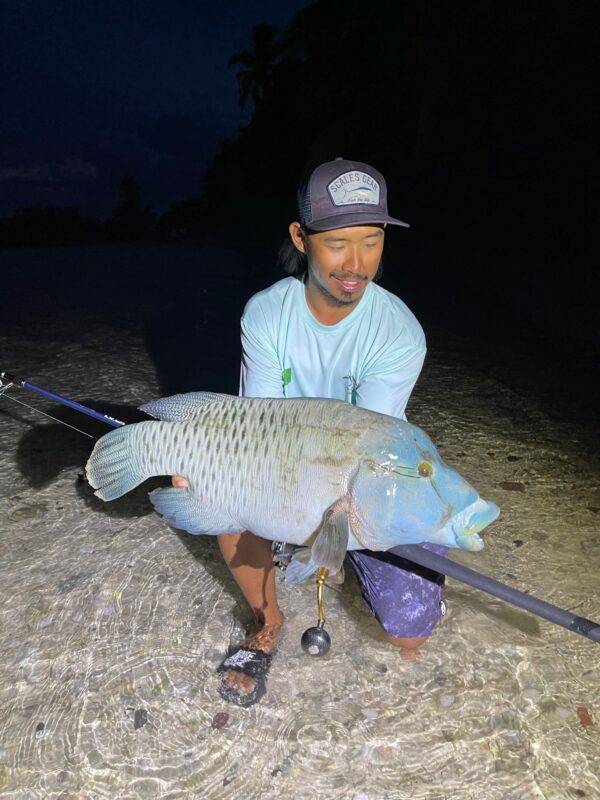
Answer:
[{"left": 0, "top": 250, "right": 598, "bottom": 800}]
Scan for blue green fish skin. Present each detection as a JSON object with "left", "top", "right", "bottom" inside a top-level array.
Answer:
[{"left": 86, "top": 394, "right": 499, "bottom": 553}]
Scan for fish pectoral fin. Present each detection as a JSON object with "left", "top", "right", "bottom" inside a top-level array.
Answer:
[
  {"left": 139, "top": 391, "right": 232, "bottom": 421},
  {"left": 285, "top": 500, "right": 349, "bottom": 585},
  {"left": 148, "top": 487, "right": 240, "bottom": 536},
  {"left": 284, "top": 546, "right": 313, "bottom": 585},
  {"left": 313, "top": 503, "right": 349, "bottom": 574},
  {"left": 285, "top": 546, "right": 346, "bottom": 585}
]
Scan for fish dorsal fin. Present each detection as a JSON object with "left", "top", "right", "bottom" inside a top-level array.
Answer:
[{"left": 139, "top": 391, "right": 233, "bottom": 421}]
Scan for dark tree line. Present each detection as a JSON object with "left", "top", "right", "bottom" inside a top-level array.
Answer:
[
  {"left": 2, "top": 0, "right": 597, "bottom": 265},
  {"left": 0, "top": 175, "right": 159, "bottom": 247},
  {"left": 199, "top": 0, "right": 598, "bottom": 252}
]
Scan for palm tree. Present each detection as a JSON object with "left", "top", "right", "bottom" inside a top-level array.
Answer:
[{"left": 228, "top": 22, "right": 281, "bottom": 112}]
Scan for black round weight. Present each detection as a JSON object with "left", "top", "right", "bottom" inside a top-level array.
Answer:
[{"left": 301, "top": 623, "right": 331, "bottom": 656}]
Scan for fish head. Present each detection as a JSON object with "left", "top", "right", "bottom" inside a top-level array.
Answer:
[{"left": 351, "top": 421, "right": 499, "bottom": 551}]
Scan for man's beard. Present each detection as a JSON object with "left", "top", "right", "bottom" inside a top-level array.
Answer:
[
  {"left": 316, "top": 278, "right": 357, "bottom": 307},
  {"left": 307, "top": 261, "right": 383, "bottom": 308}
]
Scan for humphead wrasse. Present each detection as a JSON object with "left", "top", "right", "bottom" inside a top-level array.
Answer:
[{"left": 86, "top": 392, "right": 500, "bottom": 583}]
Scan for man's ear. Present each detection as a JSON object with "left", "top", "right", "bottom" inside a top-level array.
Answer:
[{"left": 289, "top": 221, "right": 307, "bottom": 254}]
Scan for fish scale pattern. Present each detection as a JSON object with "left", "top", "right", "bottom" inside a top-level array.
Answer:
[
  {"left": 87, "top": 393, "right": 500, "bottom": 552},
  {"left": 181, "top": 398, "right": 354, "bottom": 528},
  {"left": 136, "top": 396, "right": 364, "bottom": 540}
]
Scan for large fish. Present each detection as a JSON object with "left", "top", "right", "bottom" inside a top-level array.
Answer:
[{"left": 86, "top": 392, "right": 500, "bottom": 583}]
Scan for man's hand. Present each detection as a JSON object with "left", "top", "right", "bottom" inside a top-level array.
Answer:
[{"left": 172, "top": 476, "right": 189, "bottom": 489}]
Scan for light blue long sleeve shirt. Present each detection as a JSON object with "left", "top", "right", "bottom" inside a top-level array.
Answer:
[{"left": 239, "top": 276, "right": 426, "bottom": 420}]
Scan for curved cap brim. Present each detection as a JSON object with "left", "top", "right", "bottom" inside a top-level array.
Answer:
[{"left": 305, "top": 211, "right": 409, "bottom": 232}]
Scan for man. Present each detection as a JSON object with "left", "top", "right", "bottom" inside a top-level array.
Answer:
[{"left": 174, "top": 158, "right": 447, "bottom": 707}]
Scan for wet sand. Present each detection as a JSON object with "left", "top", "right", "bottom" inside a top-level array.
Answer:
[{"left": 0, "top": 246, "right": 598, "bottom": 800}]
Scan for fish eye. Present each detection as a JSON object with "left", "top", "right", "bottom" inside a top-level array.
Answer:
[{"left": 418, "top": 461, "right": 433, "bottom": 478}]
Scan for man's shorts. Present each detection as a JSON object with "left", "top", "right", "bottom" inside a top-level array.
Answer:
[{"left": 347, "top": 543, "right": 448, "bottom": 639}]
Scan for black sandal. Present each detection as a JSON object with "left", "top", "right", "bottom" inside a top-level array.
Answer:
[{"left": 217, "top": 646, "right": 273, "bottom": 708}]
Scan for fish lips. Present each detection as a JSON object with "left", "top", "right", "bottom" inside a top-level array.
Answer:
[{"left": 447, "top": 498, "right": 500, "bottom": 551}]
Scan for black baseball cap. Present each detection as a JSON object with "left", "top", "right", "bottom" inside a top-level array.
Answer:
[{"left": 297, "top": 157, "right": 409, "bottom": 232}]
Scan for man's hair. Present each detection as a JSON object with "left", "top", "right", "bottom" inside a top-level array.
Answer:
[{"left": 278, "top": 234, "right": 307, "bottom": 275}]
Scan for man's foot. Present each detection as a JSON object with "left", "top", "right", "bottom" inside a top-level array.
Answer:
[{"left": 218, "top": 617, "right": 283, "bottom": 706}]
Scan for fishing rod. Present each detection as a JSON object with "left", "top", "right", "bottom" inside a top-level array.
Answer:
[
  {"left": 0, "top": 370, "right": 125, "bottom": 432},
  {"left": 395, "top": 545, "right": 599, "bottom": 641},
  {"left": 2, "top": 370, "right": 599, "bottom": 653}
]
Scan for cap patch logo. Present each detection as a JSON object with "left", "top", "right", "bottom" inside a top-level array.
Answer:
[{"left": 327, "top": 171, "right": 380, "bottom": 206}]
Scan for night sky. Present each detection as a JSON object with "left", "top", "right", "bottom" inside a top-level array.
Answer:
[{"left": 1, "top": 0, "right": 309, "bottom": 217}]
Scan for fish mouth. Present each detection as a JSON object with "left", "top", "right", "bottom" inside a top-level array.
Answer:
[{"left": 450, "top": 498, "right": 500, "bottom": 551}]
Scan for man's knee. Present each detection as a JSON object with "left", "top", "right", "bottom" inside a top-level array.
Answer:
[{"left": 385, "top": 634, "right": 429, "bottom": 658}]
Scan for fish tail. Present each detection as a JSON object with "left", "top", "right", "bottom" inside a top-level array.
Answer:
[{"left": 86, "top": 425, "right": 145, "bottom": 501}]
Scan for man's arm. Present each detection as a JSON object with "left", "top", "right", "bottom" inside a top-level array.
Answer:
[
  {"left": 239, "top": 311, "right": 284, "bottom": 398},
  {"left": 355, "top": 339, "right": 426, "bottom": 420}
]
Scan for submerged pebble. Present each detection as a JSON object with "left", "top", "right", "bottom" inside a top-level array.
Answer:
[
  {"left": 133, "top": 709, "right": 148, "bottom": 730},
  {"left": 211, "top": 712, "right": 230, "bottom": 729},
  {"left": 361, "top": 707, "right": 379, "bottom": 720},
  {"left": 8, "top": 503, "right": 48, "bottom": 522},
  {"left": 58, "top": 572, "right": 93, "bottom": 594},
  {"left": 439, "top": 694, "right": 455, "bottom": 708},
  {"left": 87, "top": 749, "right": 104, "bottom": 768},
  {"left": 580, "top": 536, "right": 600, "bottom": 558},
  {"left": 522, "top": 689, "right": 542, "bottom": 703},
  {"left": 576, "top": 707, "right": 593, "bottom": 727}
]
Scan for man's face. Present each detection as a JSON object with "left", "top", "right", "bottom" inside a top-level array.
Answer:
[{"left": 296, "top": 224, "right": 385, "bottom": 307}]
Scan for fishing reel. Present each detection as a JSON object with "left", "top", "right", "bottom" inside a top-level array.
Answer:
[
  {"left": 0, "top": 372, "right": 15, "bottom": 392},
  {"left": 301, "top": 567, "right": 331, "bottom": 656}
]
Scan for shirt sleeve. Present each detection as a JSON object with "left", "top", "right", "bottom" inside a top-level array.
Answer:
[
  {"left": 355, "top": 338, "right": 426, "bottom": 420},
  {"left": 239, "top": 306, "right": 285, "bottom": 398}
]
